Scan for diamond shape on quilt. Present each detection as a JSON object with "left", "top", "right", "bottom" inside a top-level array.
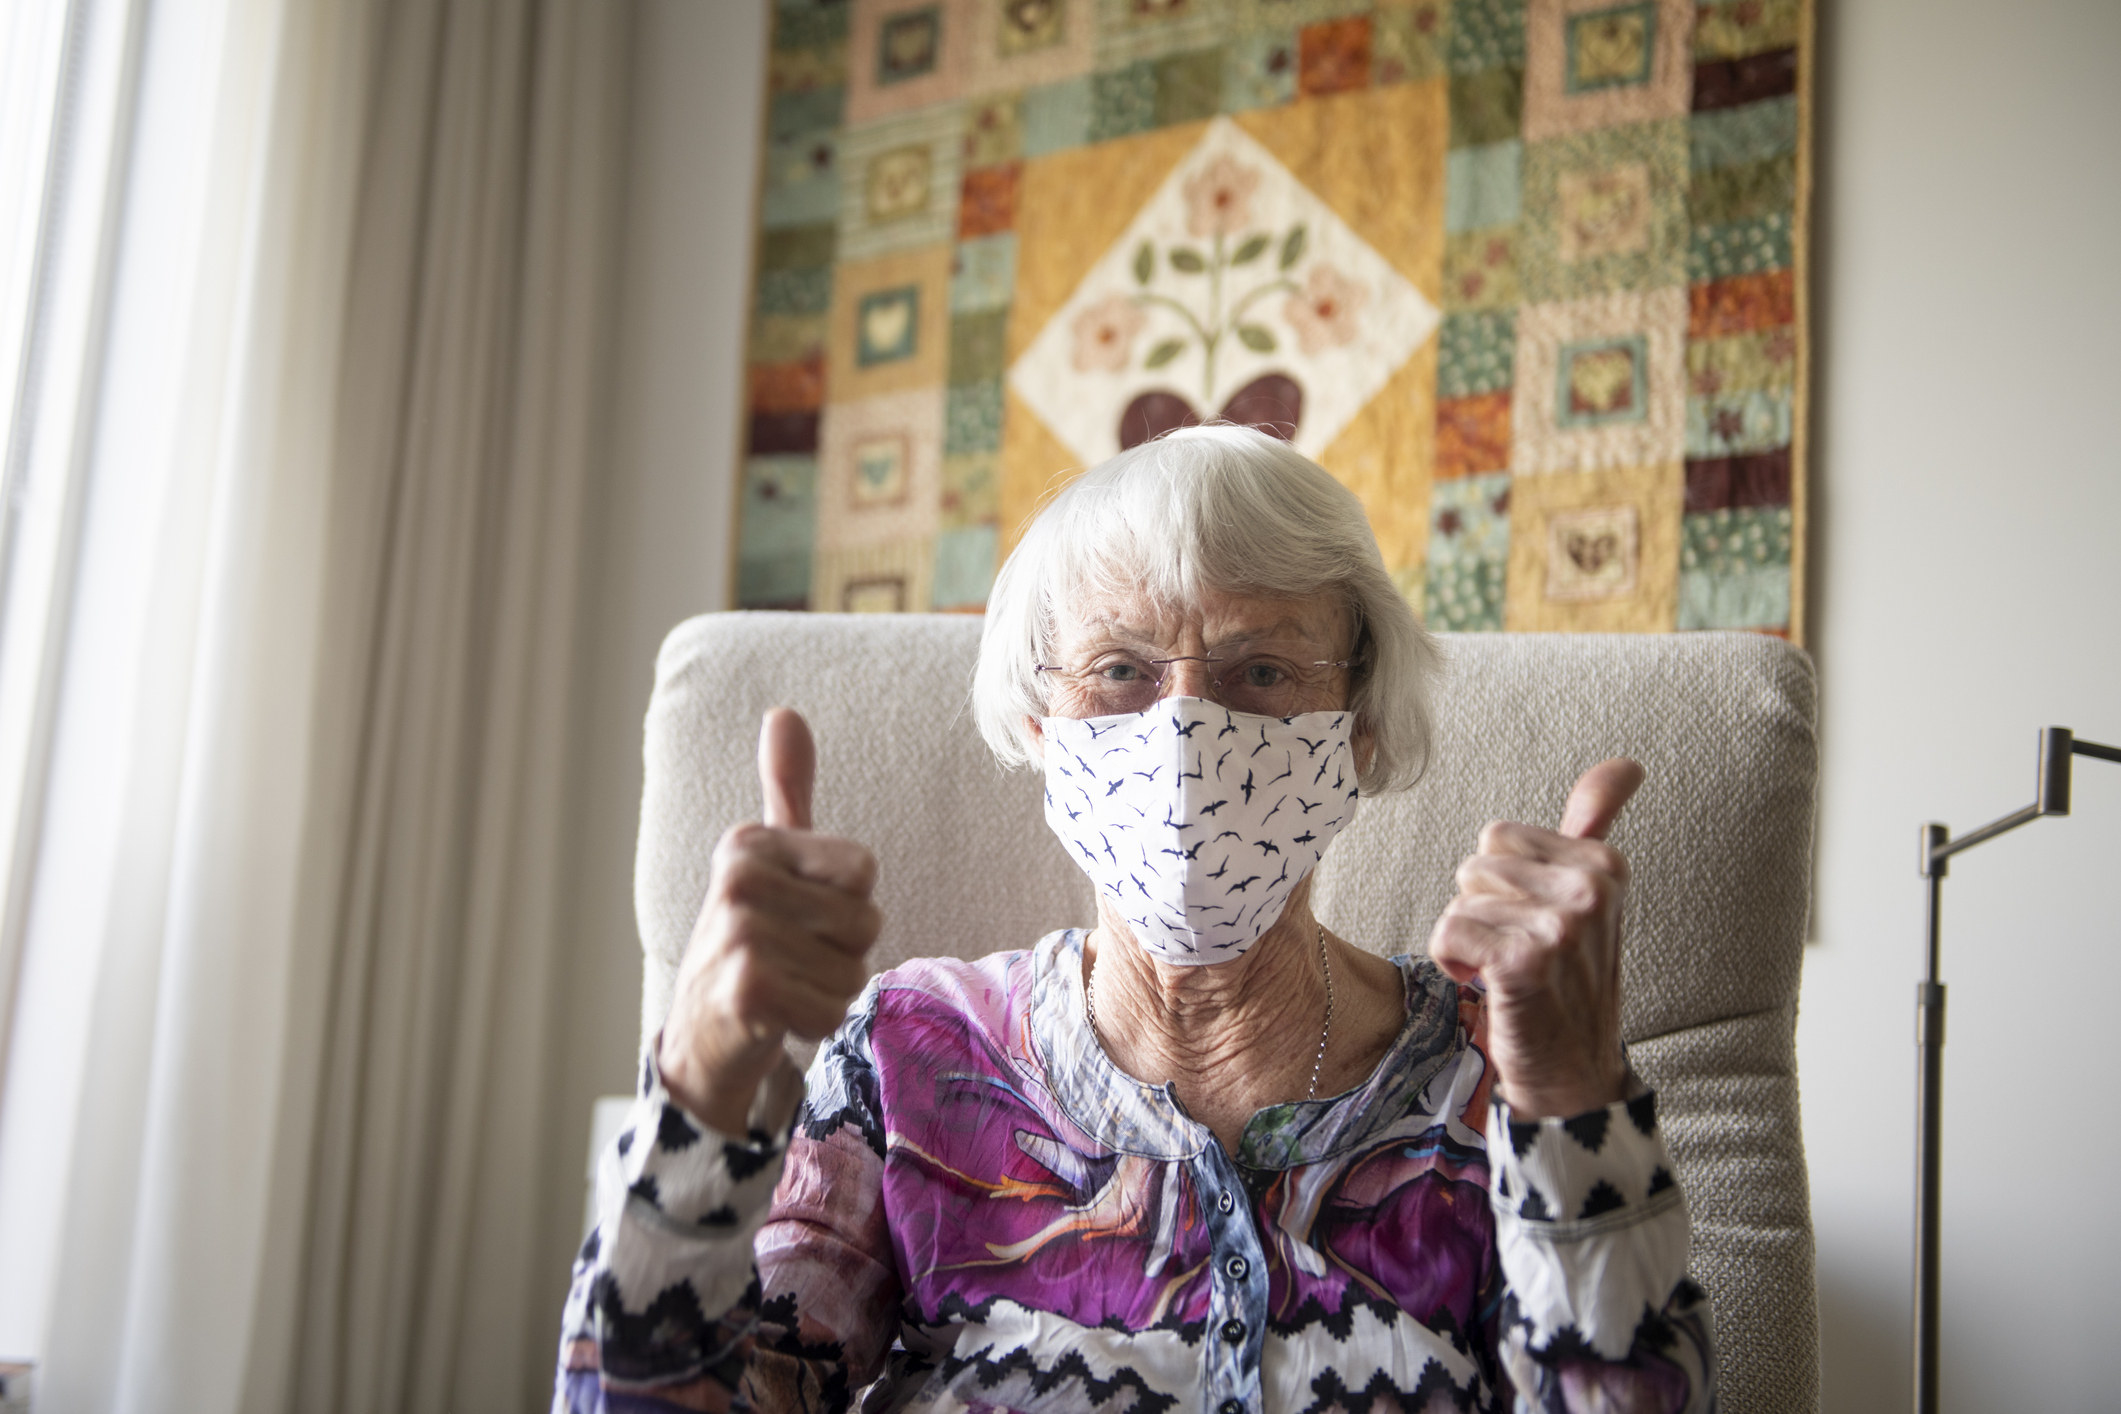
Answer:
[{"left": 1007, "top": 116, "right": 1438, "bottom": 465}]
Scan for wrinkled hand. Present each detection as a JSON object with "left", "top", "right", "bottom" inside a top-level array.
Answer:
[
  {"left": 1428, "top": 759, "right": 1644, "bottom": 1120},
  {"left": 658, "top": 708, "right": 882, "bottom": 1135}
]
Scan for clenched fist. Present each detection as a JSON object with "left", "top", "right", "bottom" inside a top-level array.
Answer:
[
  {"left": 1428, "top": 758, "right": 1643, "bottom": 1120},
  {"left": 657, "top": 708, "right": 883, "bottom": 1135}
]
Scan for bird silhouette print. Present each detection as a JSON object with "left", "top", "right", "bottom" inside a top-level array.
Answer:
[{"left": 1039, "top": 701, "right": 1358, "bottom": 960}]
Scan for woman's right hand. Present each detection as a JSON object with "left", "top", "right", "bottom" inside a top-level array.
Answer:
[{"left": 657, "top": 707, "right": 882, "bottom": 1136}]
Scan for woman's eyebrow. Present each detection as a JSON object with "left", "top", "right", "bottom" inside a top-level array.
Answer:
[
  {"left": 1206, "top": 620, "right": 1311, "bottom": 646},
  {"left": 1075, "top": 614, "right": 1319, "bottom": 645}
]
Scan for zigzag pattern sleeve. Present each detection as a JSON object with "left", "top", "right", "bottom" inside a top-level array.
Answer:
[
  {"left": 1485, "top": 1087, "right": 1716, "bottom": 1413},
  {"left": 552, "top": 981, "right": 901, "bottom": 1414}
]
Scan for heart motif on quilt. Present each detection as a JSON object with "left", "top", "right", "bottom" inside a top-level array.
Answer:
[
  {"left": 862, "top": 301, "right": 911, "bottom": 356},
  {"left": 1118, "top": 373, "right": 1304, "bottom": 450},
  {"left": 1563, "top": 528, "right": 1621, "bottom": 574}
]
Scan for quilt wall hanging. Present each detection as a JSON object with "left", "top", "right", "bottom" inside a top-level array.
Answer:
[{"left": 735, "top": 0, "right": 1810, "bottom": 640}]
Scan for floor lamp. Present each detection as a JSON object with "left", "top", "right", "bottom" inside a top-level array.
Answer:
[{"left": 1913, "top": 726, "right": 2120, "bottom": 1414}]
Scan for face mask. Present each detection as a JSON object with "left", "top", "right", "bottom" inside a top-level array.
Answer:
[{"left": 1040, "top": 698, "right": 1360, "bottom": 965}]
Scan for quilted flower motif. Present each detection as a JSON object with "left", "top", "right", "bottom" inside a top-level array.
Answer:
[
  {"left": 1284, "top": 263, "right": 1366, "bottom": 354},
  {"left": 1070, "top": 295, "right": 1147, "bottom": 373},
  {"left": 1182, "top": 155, "right": 1261, "bottom": 238}
]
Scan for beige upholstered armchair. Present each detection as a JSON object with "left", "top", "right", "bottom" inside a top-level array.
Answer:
[{"left": 632, "top": 613, "right": 1819, "bottom": 1414}]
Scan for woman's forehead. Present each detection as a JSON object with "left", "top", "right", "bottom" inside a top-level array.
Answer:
[{"left": 1054, "top": 585, "right": 1344, "bottom": 644}]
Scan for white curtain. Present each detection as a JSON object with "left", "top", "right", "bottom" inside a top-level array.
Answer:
[{"left": 0, "top": 0, "right": 631, "bottom": 1408}]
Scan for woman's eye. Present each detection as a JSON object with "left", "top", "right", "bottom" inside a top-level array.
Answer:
[
  {"left": 1238, "top": 661, "right": 1290, "bottom": 688},
  {"left": 1099, "top": 661, "right": 1145, "bottom": 683}
]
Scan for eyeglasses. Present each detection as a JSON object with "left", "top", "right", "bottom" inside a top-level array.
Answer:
[{"left": 1034, "top": 641, "right": 1360, "bottom": 719}]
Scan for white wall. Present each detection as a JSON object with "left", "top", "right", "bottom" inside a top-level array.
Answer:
[
  {"left": 573, "top": 1, "right": 2121, "bottom": 1408},
  {"left": 1800, "top": 0, "right": 2121, "bottom": 1409}
]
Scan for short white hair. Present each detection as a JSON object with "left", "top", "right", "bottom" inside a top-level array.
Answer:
[{"left": 972, "top": 424, "right": 1439, "bottom": 794}]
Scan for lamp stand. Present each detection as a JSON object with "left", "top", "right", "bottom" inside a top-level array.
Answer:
[{"left": 1912, "top": 726, "right": 2121, "bottom": 1414}]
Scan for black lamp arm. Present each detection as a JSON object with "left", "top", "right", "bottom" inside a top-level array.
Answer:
[
  {"left": 1911, "top": 725, "right": 2118, "bottom": 1414},
  {"left": 1922, "top": 727, "right": 2121, "bottom": 875}
]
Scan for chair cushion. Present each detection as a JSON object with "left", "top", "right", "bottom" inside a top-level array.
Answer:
[{"left": 635, "top": 612, "right": 1818, "bottom": 1414}]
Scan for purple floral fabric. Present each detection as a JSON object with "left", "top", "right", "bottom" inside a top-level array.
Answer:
[{"left": 556, "top": 931, "right": 1713, "bottom": 1413}]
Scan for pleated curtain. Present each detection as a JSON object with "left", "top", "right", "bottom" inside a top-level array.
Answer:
[
  {"left": 272, "top": 3, "right": 628, "bottom": 1409},
  {"left": 0, "top": 0, "right": 632, "bottom": 1409}
]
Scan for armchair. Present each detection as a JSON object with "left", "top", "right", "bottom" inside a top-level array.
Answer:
[{"left": 632, "top": 613, "right": 1818, "bottom": 1414}]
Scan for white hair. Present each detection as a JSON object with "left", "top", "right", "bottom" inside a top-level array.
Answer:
[{"left": 972, "top": 424, "right": 1439, "bottom": 794}]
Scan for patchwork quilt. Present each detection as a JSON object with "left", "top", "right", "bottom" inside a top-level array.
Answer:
[{"left": 737, "top": 0, "right": 1809, "bottom": 640}]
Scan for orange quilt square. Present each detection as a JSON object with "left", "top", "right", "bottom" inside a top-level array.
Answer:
[
  {"left": 1689, "top": 270, "right": 1795, "bottom": 339},
  {"left": 748, "top": 354, "right": 826, "bottom": 414},
  {"left": 1300, "top": 18, "right": 1372, "bottom": 97},
  {"left": 1435, "top": 391, "right": 1512, "bottom": 477},
  {"left": 958, "top": 162, "right": 1022, "bottom": 239}
]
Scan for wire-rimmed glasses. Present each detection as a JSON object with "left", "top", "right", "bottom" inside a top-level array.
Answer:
[{"left": 1033, "top": 641, "right": 1360, "bottom": 719}]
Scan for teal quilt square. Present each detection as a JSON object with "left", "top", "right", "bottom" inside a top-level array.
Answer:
[
  {"left": 951, "top": 233, "right": 1018, "bottom": 315},
  {"left": 1425, "top": 558, "right": 1508, "bottom": 631},
  {"left": 1448, "top": 0, "right": 1526, "bottom": 74},
  {"left": 1438, "top": 310, "right": 1516, "bottom": 398},
  {"left": 1677, "top": 506, "right": 1791, "bottom": 629},
  {"left": 934, "top": 524, "right": 1001, "bottom": 609},
  {"left": 1091, "top": 62, "right": 1159, "bottom": 143},
  {"left": 770, "top": 86, "right": 845, "bottom": 141},
  {"left": 1687, "top": 210, "right": 1792, "bottom": 281},
  {"left": 1428, "top": 471, "right": 1513, "bottom": 566},
  {"left": 1425, "top": 472, "right": 1510, "bottom": 631},
  {"left": 945, "top": 379, "right": 1004, "bottom": 455},
  {"left": 737, "top": 456, "right": 818, "bottom": 607},
  {"left": 1022, "top": 76, "right": 1094, "bottom": 156},
  {"left": 758, "top": 265, "right": 834, "bottom": 318},
  {"left": 762, "top": 131, "right": 840, "bottom": 230},
  {"left": 1677, "top": 565, "right": 1789, "bottom": 630},
  {"left": 773, "top": 5, "right": 847, "bottom": 52},
  {"left": 1446, "top": 140, "right": 1522, "bottom": 232},
  {"left": 1685, "top": 389, "right": 1792, "bottom": 458},
  {"left": 1688, "top": 94, "right": 1798, "bottom": 172},
  {"left": 1224, "top": 30, "right": 1299, "bottom": 112}
]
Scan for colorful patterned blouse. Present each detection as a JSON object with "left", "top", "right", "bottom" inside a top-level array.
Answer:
[{"left": 556, "top": 930, "right": 1713, "bottom": 1413}]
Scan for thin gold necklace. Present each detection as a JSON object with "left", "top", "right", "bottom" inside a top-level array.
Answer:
[{"left": 1085, "top": 923, "right": 1336, "bottom": 1101}]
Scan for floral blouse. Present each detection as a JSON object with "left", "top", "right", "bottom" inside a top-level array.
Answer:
[{"left": 555, "top": 930, "right": 1713, "bottom": 1413}]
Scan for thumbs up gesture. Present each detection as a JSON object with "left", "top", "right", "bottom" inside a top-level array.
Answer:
[
  {"left": 1427, "top": 759, "right": 1644, "bottom": 1120},
  {"left": 658, "top": 708, "right": 883, "bottom": 1135}
]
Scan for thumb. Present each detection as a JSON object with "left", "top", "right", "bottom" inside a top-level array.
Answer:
[
  {"left": 1558, "top": 757, "right": 1645, "bottom": 841},
  {"left": 758, "top": 707, "right": 815, "bottom": 832}
]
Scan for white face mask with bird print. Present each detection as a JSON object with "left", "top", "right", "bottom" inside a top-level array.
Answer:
[{"left": 1040, "top": 698, "right": 1359, "bottom": 964}]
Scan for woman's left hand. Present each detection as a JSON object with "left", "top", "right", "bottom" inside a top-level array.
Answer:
[{"left": 1428, "top": 759, "right": 1645, "bottom": 1120}]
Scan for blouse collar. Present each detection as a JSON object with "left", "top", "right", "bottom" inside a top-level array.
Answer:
[{"left": 1029, "top": 929, "right": 1464, "bottom": 1169}]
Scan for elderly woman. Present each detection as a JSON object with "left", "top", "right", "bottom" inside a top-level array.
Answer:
[{"left": 556, "top": 426, "right": 1713, "bottom": 1412}]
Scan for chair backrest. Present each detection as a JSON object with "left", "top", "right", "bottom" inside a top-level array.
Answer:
[{"left": 636, "top": 612, "right": 1819, "bottom": 1414}]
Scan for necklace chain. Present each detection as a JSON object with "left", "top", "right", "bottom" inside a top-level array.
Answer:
[{"left": 1085, "top": 924, "right": 1335, "bottom": 1102}]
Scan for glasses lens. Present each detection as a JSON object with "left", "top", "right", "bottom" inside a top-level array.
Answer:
[
  {"left": 1212, "top": 650, "right": 1316, "bottom": 716},
  {"left": 1051, "top": 641, "right": 1345, "bottom": 717},
  {"left": 1080, "top": 653, "right": 1163, "bottom": 715}
]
